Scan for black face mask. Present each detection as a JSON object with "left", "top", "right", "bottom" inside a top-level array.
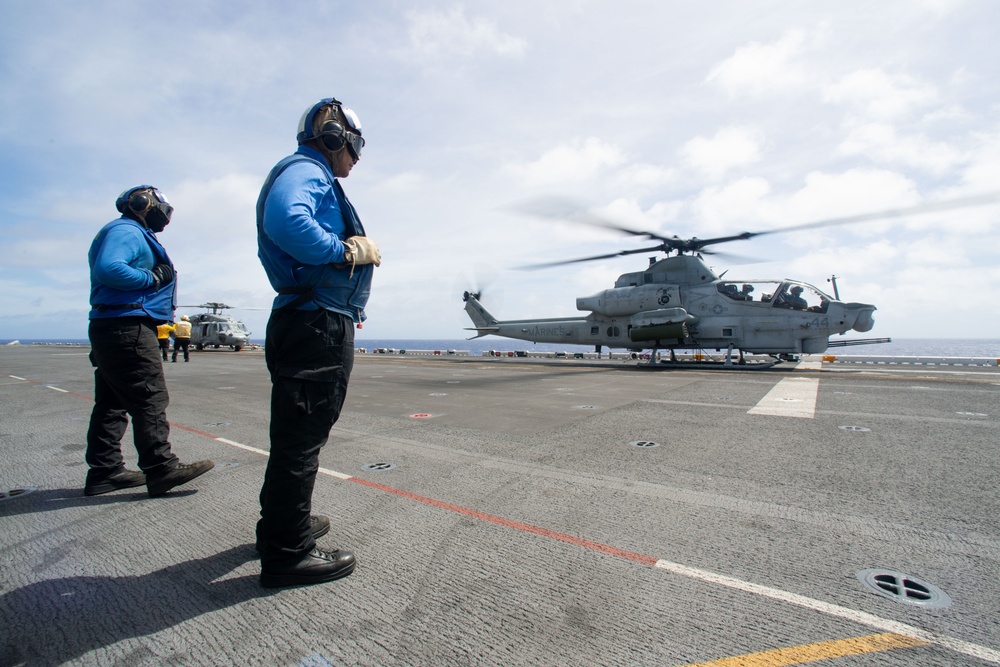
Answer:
[{"left": 145, "top": 203, "right": 173, "bottom": 233}]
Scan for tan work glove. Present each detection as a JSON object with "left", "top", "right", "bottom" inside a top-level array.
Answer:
[{"left": 343, "top": 236, "right": 381, "bottom": 267}]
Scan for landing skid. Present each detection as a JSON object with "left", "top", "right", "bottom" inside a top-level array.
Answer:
[
  {"left": 636, "top": 359, "right": 780, "bottom": 371},
  {"left": 637, "top": 345, "right": 781, "bottom": 370}
]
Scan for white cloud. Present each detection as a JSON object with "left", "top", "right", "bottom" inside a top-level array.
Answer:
[
  {"left": 916, "top": 0, "right": 971, "bottom": 17},
  {"left": 872, "top": 261, "right": 1000, "bottom": 326},
  {"left": 377, "top": 172, "right": 428, "bottom": 195},
  {"left": 823, "top": 69, "right": 939, "bottom": 120},
  {"left": 506, "top": 138, "right": 625, "bottom": 186},
  {"left": 690, "top": 178, "right": 772, "bottom": 233},
  {"left": 594, "top": 198, "right": 663, "bottom": 232},
  {"left": 407, "top": 6, "right": 527, "bottom": 60},
  {"left": 611, "top": 164, "right": 678, "bottom": 193},
  {"left": 679, "top": 126, "right": 763, "bottom": 180},
  {"left": 158, "top": 173, "right": 271, "bottom": 309},
  {"left": 780, "top": 240, "right": 901, "bottom": 286},
  {"left": 0, "top": 237, "right": 82, "bottom": 270},
  {"left": 835, "top": 122, "right": 962, "bottom": 174},
  {"left": 960, "top": 128, "right": 1000, "bottom": 193},
  {"left": 782, "top": 169, "right": 919, "bottom": 226},
  {"left": 706, "top": 28, "right": 809, "bottom": 95}
]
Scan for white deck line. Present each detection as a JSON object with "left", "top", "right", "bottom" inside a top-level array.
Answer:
[{"left": 748, "top": 377, "right": 819, "bottom": 418}]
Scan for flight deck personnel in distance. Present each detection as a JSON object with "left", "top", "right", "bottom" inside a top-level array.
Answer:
[
  {"left": 172, "top": 315, "right": 192, "bottom": 362},
  {"left": 156, "top": 320, "right": 175, "bottom": 361},
  {"left": 85, "top": 185, "right": 214, "bottom": 497},
  {"left": 255, "top": 96, "right": 380, "bottom": 588}
]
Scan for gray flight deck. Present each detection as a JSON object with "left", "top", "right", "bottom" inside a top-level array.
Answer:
[{"left": 1, "top": 344, "right": 998, "bottom": 666}]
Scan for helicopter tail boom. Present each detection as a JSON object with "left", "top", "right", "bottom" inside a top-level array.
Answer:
[{"left": 463, "top": 291, "right": 498, "bottom": 329}]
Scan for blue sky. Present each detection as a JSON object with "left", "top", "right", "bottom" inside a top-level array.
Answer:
[{"left": 1, "top": 0, "right": 998, "bottom": 341}]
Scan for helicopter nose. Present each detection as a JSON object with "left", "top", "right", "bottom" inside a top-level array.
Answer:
[{"left": 850, "top": 305, "right": 876, "bottom": 333}]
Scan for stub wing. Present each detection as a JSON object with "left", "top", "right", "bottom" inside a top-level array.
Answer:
[{"left": 464, "top": 325, "right": 500, "bottom": 339}]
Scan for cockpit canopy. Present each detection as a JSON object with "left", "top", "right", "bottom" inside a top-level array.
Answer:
[{"left": 717, "top": 280, "right": 832, "bottom": 313}]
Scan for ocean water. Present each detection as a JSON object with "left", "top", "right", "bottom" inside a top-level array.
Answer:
[{"left": 4, "top": 338, "right": 999, "bottom": 358}]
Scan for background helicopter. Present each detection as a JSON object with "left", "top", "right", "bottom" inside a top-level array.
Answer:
[
  {"left": 178, "top": 302, "right": 253, "bottom": 351},
  {"left": 463, "top": 195, "right": 998, "bottom": 364}
]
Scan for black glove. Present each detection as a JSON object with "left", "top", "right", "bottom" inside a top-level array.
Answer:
[{"left": 150, "top": 263, "right": 175, "bottom": 289}]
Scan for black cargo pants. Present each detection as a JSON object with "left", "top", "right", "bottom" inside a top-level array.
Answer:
[
  {"left": 256, "top": 308, "right": 354, "bottom": 565},
  {"left": 86, "top": 317, "right": 179, "bottom": 476},
  {"left": 172, "top": 337, "right": 190, "bottom": 362}
]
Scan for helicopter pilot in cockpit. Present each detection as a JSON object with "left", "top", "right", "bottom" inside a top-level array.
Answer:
[{"left": 786, "top": 285, "right": 808, "bottom": 309}]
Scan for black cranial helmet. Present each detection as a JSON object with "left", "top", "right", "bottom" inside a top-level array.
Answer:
[{"left": 116, "top": 185, "right": 173, "bottom": 232}]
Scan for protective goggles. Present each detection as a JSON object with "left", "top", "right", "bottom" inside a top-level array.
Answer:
[
  {"left": 343, "top": 130, "right": 365, "bottom": 159},
  {"left": 341, "top": 106, "right": 365, "bottom": 158}
]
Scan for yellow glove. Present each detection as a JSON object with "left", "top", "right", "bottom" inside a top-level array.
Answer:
[{"left": 343, "top": 236, "right": 381, "bottom": 267}]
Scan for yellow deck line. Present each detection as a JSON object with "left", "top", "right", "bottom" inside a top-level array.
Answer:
[{"left": 677, "top": 632, "right": 927, "bottom": 666}]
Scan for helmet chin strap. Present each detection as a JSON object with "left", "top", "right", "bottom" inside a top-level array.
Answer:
[
  {"left": 125, "top": 207, "right": 149, "bottom": 226},
  {"left": 315, "top": 142, "right": 351, "bottom": 174},
  {"left": 145, "top": 206, "right": 171, "bottom": 233},
  {"left": 130, "top": 205, "right": 170, "bottom": 233},
  {"left": 316, "top": 145, "right": 337, "bottom": 166}
]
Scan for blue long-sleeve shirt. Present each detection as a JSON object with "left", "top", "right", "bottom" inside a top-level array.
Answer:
[
  {"left": 88, "top": 218, "right": 176, "bottom": 321},
  {"left": 256, "top": 145, "right": 372, "bottom": 321}
]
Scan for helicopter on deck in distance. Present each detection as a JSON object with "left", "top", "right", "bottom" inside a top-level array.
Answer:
[
  {"left": 178, "top": 302, "right": 252, "bottom": 352},
  {"left": 463, "top": 195, "right": 997, "bottom": 365}
]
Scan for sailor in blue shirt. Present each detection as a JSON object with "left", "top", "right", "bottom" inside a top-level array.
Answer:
[
  {"left": 85, "top": 186, "right": 214, "bottom": 498},
  {"left": 255, "top": 97, "right": 380, "bottom": 587}
]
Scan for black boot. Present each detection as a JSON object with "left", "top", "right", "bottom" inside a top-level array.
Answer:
[
  {"left": 146, "top": 460, "right": 214, "bottom": 497},
  {"left": 84, "top": 468, "right": 146, "bottom": 496},
  {"left": 260, "top": 548, "right": 356, "bottom": 588}
]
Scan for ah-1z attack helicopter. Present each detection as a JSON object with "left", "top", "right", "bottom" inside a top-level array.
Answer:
[
  {"left": 463, "top": 196, "right": 993, "bottom": 364},
  {"left": 178, "top": 302, "right": 252, "bottom": 351}
]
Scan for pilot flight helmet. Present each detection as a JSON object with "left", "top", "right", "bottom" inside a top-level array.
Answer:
[
  {"left": 296, "top": 97, "right": 365, "bottom": 159},
  {"left": 115, "top": 185, "right": 173, "bottom": 233}
]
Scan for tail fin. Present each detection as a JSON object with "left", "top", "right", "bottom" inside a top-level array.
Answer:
[{"left": 463, "top": 291, "right": 499, "bottom": 338}]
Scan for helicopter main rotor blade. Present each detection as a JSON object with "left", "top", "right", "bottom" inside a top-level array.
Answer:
[
  {"left": 508, "top": 196, "right": 680, "bottom": 244},
  {"left": 508, "top": 191, "right": 1000, "bottom": 269},
  {"left": 518, "top": 245, "right": 666, "bottom": 269},
  {"left": 510, "top": 197, "right": 769, "bottom": 255},
  {"left": 677, "top": 232, "right": 760, "bottom": 252},
  {"left": 756, "top": 191, "right": 1000, "bottom": 236}
]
